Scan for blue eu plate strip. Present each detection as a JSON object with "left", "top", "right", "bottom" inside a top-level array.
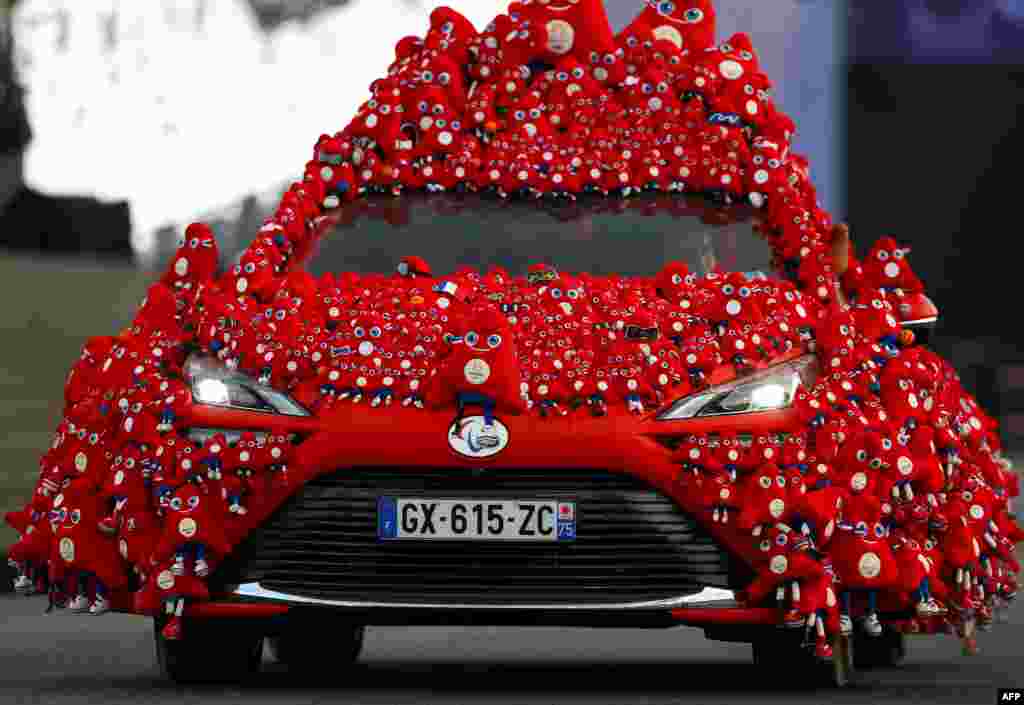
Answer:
[{"left": 378, "top": 496, "right": 397, "bottom": 540}]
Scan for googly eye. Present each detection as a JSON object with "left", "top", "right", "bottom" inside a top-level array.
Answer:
[
  {"left": 684, "top": 7, "right": 704, "bottom": 22},
  {"left": 759, "top": 539, "right": 771, "bottom": 552},
  {"left": 170, "top": 498, "right": 183, "bottom": 511},
  {"left": 370, "top": 326, "right": 382, "bottom": 338},
  {"left": 877, "top": 250, "right": 889, "bottom": 261},
  {"left": 776, "top": 533, "right": 788, "bottom": 546},
  {"left": 487, "top": 334, "right": 502, "bottom": 348},
  {"left": 759, "top": 475, "right": 772, "bottom": 489},
  {"left": 188, "top": 495, "right": 200, "bottom": 509},
  {"left": 776, "top": 476, "right": 786, "bottom": 488},
  {"left": 465, "top": 331, "right": 479, "bottom": 346}
]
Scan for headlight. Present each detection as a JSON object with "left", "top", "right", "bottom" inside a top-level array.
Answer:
[
  {"left": 184, "top": 354, "right": 310, "bottom": 416},
  {"left": 657, "top": 355, "right": 818, "bottom": 421}
]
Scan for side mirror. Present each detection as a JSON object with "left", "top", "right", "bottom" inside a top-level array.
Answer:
[{"left": 899, "top": 293, "right": 939, "bottom": 346}]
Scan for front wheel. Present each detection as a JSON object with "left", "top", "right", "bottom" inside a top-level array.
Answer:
[
  {"left": 853, "top": 625, "right": 906, "bottom": 670},
  {"left": 752, "top": 629, "right": 854, "bottom": 689},
  {"left": 154, "top": 616, "right": 264, "bottom": 684},
  {"left": 267, "top": 612, "right": 364, "bottom": 675}
]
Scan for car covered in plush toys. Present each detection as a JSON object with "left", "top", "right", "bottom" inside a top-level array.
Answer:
[{"left": 5, "top": 0, "right": 1020, "bottom": 689}]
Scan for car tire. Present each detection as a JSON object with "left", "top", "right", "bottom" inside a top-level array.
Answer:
[
  {"left": 853, "top": 624, "right": 906, "bottom": 670},
  {"left": 752, "top": 629, "right": 854, "bottom": 689},
  {"left": 154, "top": 617, "right": 264, "bottom": 684},
  {"left": 267, "top": 614, "right": 364, "bottom": 674}
]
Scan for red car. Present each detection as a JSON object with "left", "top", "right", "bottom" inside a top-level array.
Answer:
[{"left": 144, "top": 197, "right": 933, "bottom": 686}]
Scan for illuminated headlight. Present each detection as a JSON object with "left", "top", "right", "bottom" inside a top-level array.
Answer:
[
  {"left": 184, "top": 354, "right": 310, "bottom": 416},
  {"left": 657, "top": 355, "right": 818, "bottom": 421}
]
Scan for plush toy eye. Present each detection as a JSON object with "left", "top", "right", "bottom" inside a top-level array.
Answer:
[
  {"left": 759, "top": 476, "right": 772, "bottom": 489},
  {"left": 962, "top": 491, "right": 973, "bottom": 502},
  {"left": 604, "top": 54, "right": 616, "bottom": 65},
  {"left": 438, "top": 72, "right": 451, "bottom": 86},
  {"left": 684, "top": 8, "right": 704, "bottom": 22},
  {"left": 487, "top": 334, "right": 502, "bottom": 349},
  {"left": 869, "top": 458, "right": 883, "bottom": 470},
  {"left": 768, "top": 159, "right": 781, "bottom": 169},
  {"left": 421, "top": 70, "right": 434, "bottom": 82},
  {"left": 188, "top": 495, "right": 200, "bottom": 509},
  {"left": 856, "top": 449, "right": 868, "bottom": 462},
  {"left": 874, "top": 524, "right": 886, "bottom": 538},
  {"left": 417, "top": 100, "right": 429, "bottom": 113},
  {"left": 721, "top": 43, "right": 734, "bottom": 53},
  {"left": 642, "top": 83, "right": 654, "bottom": 94},
  {"left": 464, "top": 331, "right": 480, "bottom": 346},
  {"left": 244, "top": 263, "right": 256, "bottom": 274},
  {"left": 775, "top": 532, "right": 789, "bottom": 546},
  {"left": 882, "top": 438, "right": 893, "bottom": 450},
  {"left": 551, "top": 288, "right": 563, "bottom": 299},
  {"left": 776, "top": 476, "right": 786, "bottom": 488},
  {"left": 451, "top": 120, "right": 461, "bottom": 131},
  {"left": 739, "top": 287, "right": 751, "bottom": 298},
  {"left": 722, "top": 284, "right": 734, "bottom": 295},
  {"left": 759, "top": 539, "right": 771, "bottom": 552},
  {"left": 514, "top": 110, "right": 527, "bottom": 121},
  {"left": 877, "top": 250, "right": 889, "bottom": 261},
  {"left": 432, "top": 104, "right": 445, "bottom": 116},
  {"left": 170, "top": 498, "right": 183, "bottom": 511},
  {"left": 354, "top": 326, "right": 366, "bottom": 338},
  {"left": 435, "top": 118, "right": 447, "bottom": 128},
  {"left": 740, "top": 50, "right": 754, "bottom": 61},
  {"left": 275, "top": 310, "right": 286, "bottom": 320}
]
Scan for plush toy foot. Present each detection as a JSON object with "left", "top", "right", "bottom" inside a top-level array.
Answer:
[
  {"left": 194, "top": 559, "right": 210, "bottom": 578},
  {"left": 783, "top": 609, "right": 806, "bottom": 628},
  {"left": 68, "top": 594, "right": 90, "bottom": 614},
  {"left": 171, "top": 559, "right": 186, "bottom": 577},
  {"left": 926, "top": 598, "right": 948, "bottom": 616},
  {"left": 962, "top": 636, "right": 979, "bottom": 656},
  {"left": 814, "top": 640, "right": 833, "bottom": 661},
  {"left": 839, "top": 614, "right": 853, "bottom": 635},
  {"left": 861, "top": 612, "right": 883, "bottom": 636},
  {"left": 13, "top": 575, "right": 32, "bottom": 594},
  {"left": 229, "top": 504, "right": 248, "bottom": 516},
  {"left": 89, "top": 596, "right": 110, "bottom": 616},
  {"left": 162, "top": 616, "right": 183, "bottom": 641}
]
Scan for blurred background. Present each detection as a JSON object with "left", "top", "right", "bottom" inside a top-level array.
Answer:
[{"left": 0, "top": 0, "right": 1020, "bottom": 542}]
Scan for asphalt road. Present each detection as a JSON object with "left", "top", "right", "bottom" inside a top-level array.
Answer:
[{"left": 1, "top": 595, "right": 1020, "bottom": 705}]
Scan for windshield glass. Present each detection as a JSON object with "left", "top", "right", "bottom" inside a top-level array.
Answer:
[{"left": 300, "top": 194, "right": 774, "bottom": 279}]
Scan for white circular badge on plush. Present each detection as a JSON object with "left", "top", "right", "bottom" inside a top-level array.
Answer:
[
  {"left": 884, "top": 262, "right": 900, "bottom": 279},
  {"left": 970, "top": 504, "right": 985, "bottom": 520},
  {"left": 239, "top": 451, "right": 250, "bottom": 463},
  {"left": 719, "top": 59, "right": 744, "bottom": 80},
  {"left": 769, "top": 499, "right": 786, "bottom": 519},
  {"left": 75, "top": 453, "right": 88, "bottom": 472},
  {"left": 174, "top": 257, "right": 189, "bottom": 277},
  {"left": 720, "top": 488, "right": 731, "bottom": 500},
  {"left": 546, "top": 20, "right": 575, "bottom": 55},
  {"left": 858, "top": 552, "right": 882, "bottom": 579},
  {"left": 157, "top": 570, "right": 175, "bottom": 590},
  {"left": 897, "top": 456, "right": 914, "bottom": 477},
  {"left": 464, "top": 358, "right": 491, "bottom": 385},
  {"left": 114, "top": 470, "right": 125, "bottom": 486},
  {"left": 726, "top": 300, "right": 742, "bottom": 316},
  {"left": 179, "top": 517, "right": 198, "bottom": 539},
  {"left": 59, "top": 537, "right": 75, "bottom": 563},
  {"left": 851, "top": 472, "right": 868, "bottom": 492},
  {"left": 769, "top": 555, "right": 788, "bottom": 575},
  {"left": 358, "top": 341, "right": 375, "bottom": 356}
]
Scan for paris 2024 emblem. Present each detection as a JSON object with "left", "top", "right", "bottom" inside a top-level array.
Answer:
[{"left": 448, "top": 416, "right": 510, "bottom": 459}]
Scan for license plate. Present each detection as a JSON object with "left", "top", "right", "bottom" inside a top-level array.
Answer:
[{"left": 378, "top": 497, "right": 576, "bottom": 542}]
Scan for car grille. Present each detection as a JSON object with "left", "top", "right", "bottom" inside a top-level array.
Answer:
[{"left": 214, "top": 468, "right": 737, "bottom": 606}]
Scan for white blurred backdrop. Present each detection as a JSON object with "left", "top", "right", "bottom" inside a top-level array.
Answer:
[{"left": 11, "top": 0, "right": 845, "bottom": 253}]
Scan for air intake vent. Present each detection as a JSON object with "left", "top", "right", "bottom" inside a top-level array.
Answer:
[{"left": 214, "top": 468, "right": 737, "bottom": 606}]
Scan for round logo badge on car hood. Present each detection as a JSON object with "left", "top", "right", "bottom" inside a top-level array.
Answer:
[{"left": 448, "top": 416, "right": 510, "bottom": 459}]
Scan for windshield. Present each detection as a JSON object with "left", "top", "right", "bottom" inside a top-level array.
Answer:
[{"left": 299, "top": 194, "right": 774, "bottom": 279}]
